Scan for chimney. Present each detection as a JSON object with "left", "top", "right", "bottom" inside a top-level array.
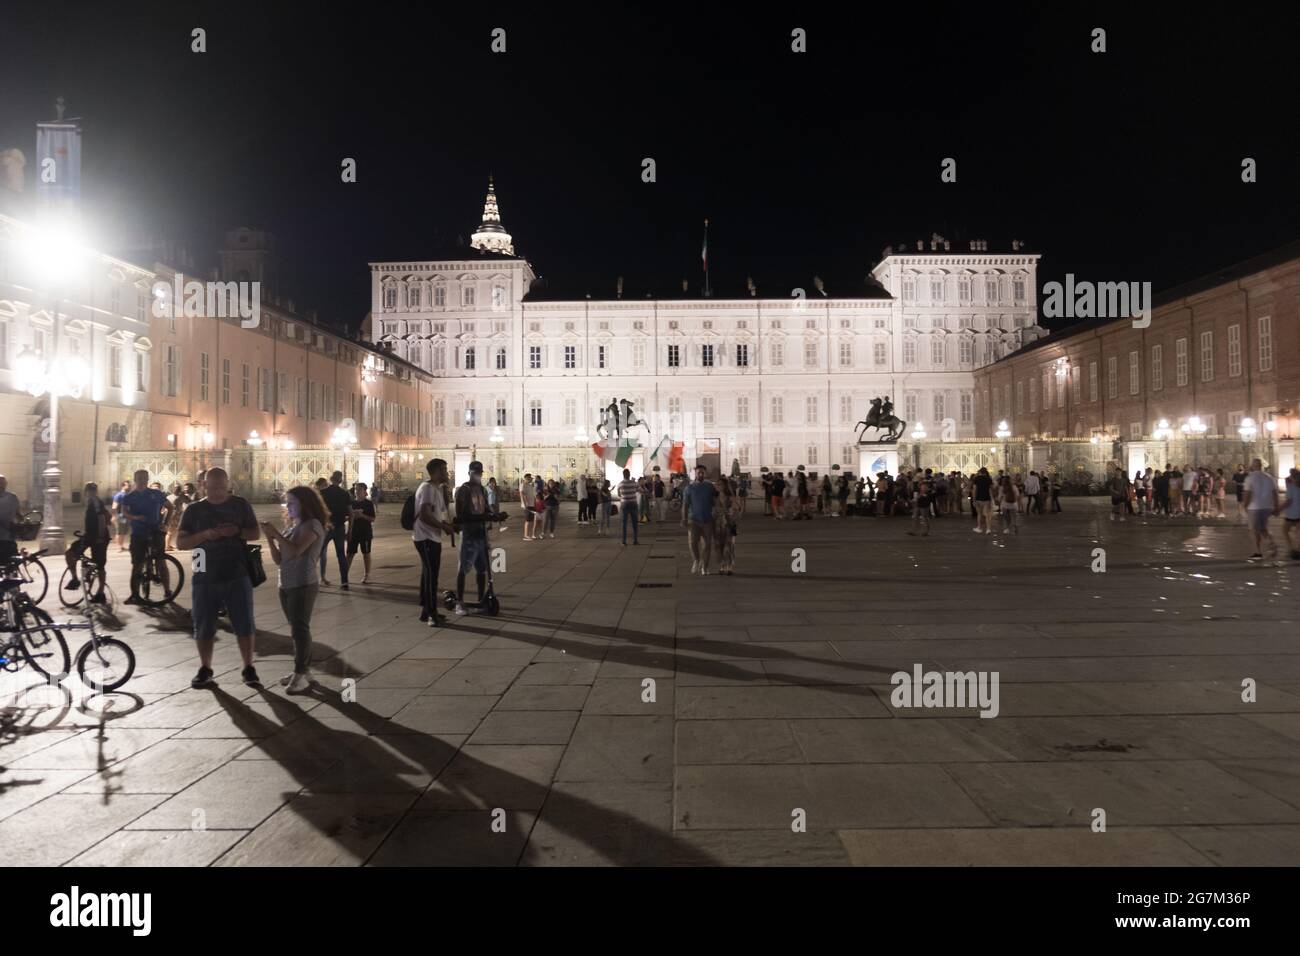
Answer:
[
  {"left": 746, "top": 276, "right": 756, "bottom": 297},
  {"left": 616, "top": 276, "right": 624, "bottom": 299},
  {"left": 681, "top": 278, "right": 688, "bottom": 292}
]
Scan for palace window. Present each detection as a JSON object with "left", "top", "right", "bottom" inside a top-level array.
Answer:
[
  {"left": 960, "top": 392, "right": 972, "bottom": 424},
  {"left": 1228, "top": 324, "right": 1241, "bottom": 377},
  {"left": 701, "top": 344, "right": 714, "bottom": 367},
  {"left": 496, "top": 347, "right": 507, "bottom": 370},
  {"left": 1129, "top": 350, "right": 1140, "bottom": 394},
  {"left": 770, "top": 341, "right": 784, "bottom": 366},
  {"left": 465, "top": 346, "right": 476, "bottom": 371},
  {"left": 931, "top": 338, "right": 944, "bottom": 365},
  {"left": 529, "top": 345, "right": 542, "bottom": 369},
  {"left": 903, "top": 338, "right": 916, "bottom": 367},
  {"left": 496, "top": 399, "right": 507, "bottom": 427},
  {"left": 1176, "top": 338, "right": 1188, "bottom": 386},
  {"left": 1199, "top": 330, "right": 1213, "bottom": 382},
  {"left": 839, "top": 340, "right": 853, "bottom": 367},
  {"left": 1151, "top": 345, "right": 1163, "bottom": 390},
  {"left": 1107, "top": 356, "right": 1118, "bottom": 398},
  {"left": 874, "top": 342, "right": 887, "bottom": 366},
  {"left": 804, "top": 341, "right": 817, "bottom": 367},
  {"left": 771, "top": 395, "right": 784, "bottom": 424},
  {"left": 667, "top": 344, "right": 680, "bottom": 367},
  {"left": 840, "top": 394, "right": 853, "bottom": 423},
  {"left": 702, "top": 396, "right": 714, "bottom": 425},
  {"left": 462, "top": 285, "right": 476, "bottom": 307},
  {"left": 736, "top": 343, "right": 749, "bottom": 367},
  {"left": 806, "top": 395, "right": 818, "bottom": 425},
  {"left": 530, "top": 399, "right": 542, "bottom": 427},
  {"left": 407, "top": 285, "right": 420, "bottom": 308},
  {"left": 564, "top": 345, "right": 576, "bottom": 369},
  {"left": 736, "top": 396, "right": 749, "bottom": 424},
  {"left": 1259, "top": 315, "right": 1273, "bottom": 370},
  {"left": 434, "top": 285, "right": 445, "bottom": 307}
]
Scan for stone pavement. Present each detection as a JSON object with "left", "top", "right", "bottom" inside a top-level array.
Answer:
[{"left": 2, "top": 499, "right": 1298, "bottom": 866}]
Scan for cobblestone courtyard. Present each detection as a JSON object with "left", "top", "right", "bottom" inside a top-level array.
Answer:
[{"left": 3, "top": 500, "right": 1298, "bottom": 866}]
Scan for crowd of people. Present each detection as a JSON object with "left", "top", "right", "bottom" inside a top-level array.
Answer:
[{"left": 4, "top": 451, "right": 1297, "bottom": 695}]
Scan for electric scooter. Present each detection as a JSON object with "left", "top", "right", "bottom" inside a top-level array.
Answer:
[{"left": 442, "top": 510, "right": 508, "bottom": 616}]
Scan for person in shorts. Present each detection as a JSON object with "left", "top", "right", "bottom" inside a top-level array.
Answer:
[
  {"left": 1242, "top": 458, "right": 1280, "bottom": 561},
  {"left": 453, "top": 460, "right": 493, "bottom": 615},
  {"left": 111, "top": 480, "right": 131, "bottom": 551},
  {"left": 63, "top": 482, "right": 110, "bottom": 603},
  {"left": 1283, "top": 468, "right": 1300, "bottom": 560},
  {"left": 176, "top": 467, "right": 262, "bottom": 687},
  {"left": 346, "top": 481, "right": 376, "bottom": 583}
]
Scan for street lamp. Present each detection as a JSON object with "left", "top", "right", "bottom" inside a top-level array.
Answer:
[
  {"left": 1238, "top": 417, "right": 1257, "bottom": 441},
  {"left": 15, "top": 347, "right": 89, "bottom": 554},
  {"left": 994, "top": 420, "right": 1011, "bottom": 473},
  {"left": 330, "top": 426, "right": 359, "bottom": 486},
  {"left": 247, "top": 429, "right": 264, "bottom": 447},
  {"left": 1153, "top": 419, "right": 1173, "bottom": 441}
]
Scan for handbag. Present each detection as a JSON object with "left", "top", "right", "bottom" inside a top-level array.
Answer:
[{"left": 244, "top": 544, "right": 268, "bottom": 588}]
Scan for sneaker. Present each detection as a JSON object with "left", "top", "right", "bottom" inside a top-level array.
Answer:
[
  {"left": 279, "top": 672, "right": 295, "bottom": 687},
  {"left": 548, "top": 532, "right": 555, "bottom": 538},
  {"left": 64, "top": 578, "right": 81, "bottom": 590},
  {"left": 454, "top": 603, "right": 467, "bottom": 617},
  {"left": 428, "top": 614, "right": 447, "bottom": 627},
  {"left": 701, "top": 568, "right": 710, "bottom": 575},
  {"left": 419, "top": 613, "right": 430, "bottom": 623},
  {"left": 321, "top": 579, "right": 333, "bottom": 587},
  {"left": 691, "top": 560, "right": 700, "bottom": 574},
  {"left": 124, "top": 595, "right": 142, "bottom": 605},
  {"left": 1247, "top": 553, "right": 1263, "bottom": 562},
  {"left": 286, "top": 672, "right": 312, "bottom": 694},
  {"left": 89, "top": 593, "right": 108, "bottom": 605},
  {"left": 191, "top": 666, "right": 215, "bottom": 688},
  {"left": 361, "top": 575, "right": 369, "bottom": 584},
  {"left": 241, "top": 665, "right": 261, "bottom": 685},
  {"left": 340, "top": 583, "right": 349, "bottom": 591}
]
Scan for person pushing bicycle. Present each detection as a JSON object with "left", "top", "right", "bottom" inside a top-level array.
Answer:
[
  {"left": 64, "top": 481, "right": 111, "bottom": 603},
  {"left": 121, "top": 469, "right": 172, "bottom": 606}
]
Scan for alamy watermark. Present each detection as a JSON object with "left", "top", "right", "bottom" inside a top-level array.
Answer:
[
  {"left": 152, "top": 275, "right": 261, "bottom": 328},
  {"left": 890, "top": 664, "right": 1000, "bottom": 718},
  {"left": 1041, "top": 274, "right": 1152, "bottom": 328}
]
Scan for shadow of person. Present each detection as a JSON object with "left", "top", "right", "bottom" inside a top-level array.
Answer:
[{"left": 208, "top": 683, "right": 720, "bottom": 866}]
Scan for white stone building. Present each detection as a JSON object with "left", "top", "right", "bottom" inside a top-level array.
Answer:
[{"left": 363, "top": 182, "right": 1047, "bottom": 480}]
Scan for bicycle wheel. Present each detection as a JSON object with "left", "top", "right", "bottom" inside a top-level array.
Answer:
[
  {"left": 75, "top": 637, "right": 135, "bottom": 692},
  {"left": 58, "top": 566, "right": 85, "bottom": 609},
  {"left": 15, "top": 603, "right": 70, "bottom": 682},
  {"left": 139, "top": 552, "right": 185, "bottom": 607},
  {"left": 21, "top": 556, "right": 48, "bottom": 605}
]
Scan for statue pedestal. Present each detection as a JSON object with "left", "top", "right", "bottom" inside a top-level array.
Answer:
[{"left": 858, "top": 444, "right": 900, "bottom": 479}]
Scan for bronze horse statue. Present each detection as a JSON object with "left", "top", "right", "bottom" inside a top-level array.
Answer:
[{"left": 855, "top": 396, "right": 906, "bottom": 443}]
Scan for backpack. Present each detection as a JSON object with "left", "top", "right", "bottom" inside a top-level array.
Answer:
[{"left": 400, "top": 489, "right": 417, "bottom": 531}]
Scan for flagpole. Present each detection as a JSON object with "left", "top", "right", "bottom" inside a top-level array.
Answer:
[{"left": 703, "top": 217, "right": 710, "bottom": 298}]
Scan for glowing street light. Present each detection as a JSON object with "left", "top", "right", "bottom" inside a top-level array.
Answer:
[
  {"left": 247, "top": 430, "right": 264, "bottom": 447},
  {"left": 910, "top": 423, "right": 927, "bottom": 440},
  {"left": 331, "top": 426, "right": 359, "bottom": 485},
  {"left": 995, "top": 420, "right": 1011, "bottom": 439},
  {"left": 1180, "top": 416, "right": 1207, "bottom": 435},
  {"left": 1153, "top": 419, "right": 1173, "bottom": 441},
  {"left": 1238, "top": 417, "right": 1257, "bottom": 440}
]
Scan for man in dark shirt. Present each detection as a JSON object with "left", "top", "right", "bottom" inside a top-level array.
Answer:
[
  {"left": 319, "top": 471, "right": 353, "bottom": 589},
  {"left": 346, "top": 482, "right": 376, "bottom": 584},
  {"left": 177, "top": 467, "right": 261, "bottom": 688},
  {"left": 64, "top": 482, "right": 110, "bottom": 603},
  {"left": 452, "top": 461, "right": 494, "bottom": 615},
  {"left": 971, "top": 467, "right": 994, "bottom": 534}
]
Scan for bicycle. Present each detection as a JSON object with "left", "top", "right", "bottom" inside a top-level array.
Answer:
[
  {"left": 1, "top": 547, "right": 49, "bottom": 606},
  {"left": 131, "top": 532, "right": 185, "bottom": 607},
  {"left": 0, "top": 572, "right": 70, "bottom": 682},
  {"left": 59, "top": 532, "right": 115, "bottom": 611},
  {"left": 65, "top": 557, "right": 135, "bottom": 691}
]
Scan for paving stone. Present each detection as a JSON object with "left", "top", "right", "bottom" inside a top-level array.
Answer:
[
  {"left": 61, "top": 738, "right": 251, "bottom": 795},
  {"left": 418, "top": 745, "right": 565, "bottom": 810},
  {"left": 556, "top": 715, "right": 673, "bottom": 782},
  {"left": 495, "top": 683, "right": 591, "bottom": 711},
  {"left": 468, "top": 710, "right": 579, "bottom": 745},
  {"left": 675, "top": 764, "right": 992, "bottom": 830},
  {"left": 582, "top": 678, "right": 674, "bottom": 715},
  {"left": 127, "top": 757, "right": 333, "bottom": 828},
  {"left": 837, "top": 827, "right": 1215, "bottom": 866},
  {"left": 676, "top": 719, "right": 805, "bottom": 765},
  {"left": 944, "top": 760, "right": 1300, "bottom": 827},
  {"left": 0, "top": 793, "right": 167, "bottom": 865},
  {"left": 70, "top": 828, "right": 249, "bottom": 866},
  {"left": 369, "top": 810, "right": 536, "bottom": 865},
  {"left": 214, "top": 793, "right": 417, "bottom": 866}
]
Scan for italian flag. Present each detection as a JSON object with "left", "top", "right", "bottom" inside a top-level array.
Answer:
[{"left": 650, "top": 434, "right": 685, "bottom": 472}]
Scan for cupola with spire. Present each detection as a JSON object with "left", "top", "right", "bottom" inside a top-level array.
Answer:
[{"left": 470, "top": 174, "right": 514, "bottom": 255}]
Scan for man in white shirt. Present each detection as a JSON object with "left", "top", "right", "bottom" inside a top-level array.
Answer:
[
  {"left": 1242, "top": 458, "right": 1280, "bottom": 561},
  {"left": 1023, "top": 471, "right": 1041, "bottom": 516},
  {"left": 519, "top": 473, "right": 537, "bottom": 541},
  {"left": 576, "top": 473, "right": 588, "bottom": 525},
  {"left": 414, "top": 458, "right": 455, "bottom": 626}
]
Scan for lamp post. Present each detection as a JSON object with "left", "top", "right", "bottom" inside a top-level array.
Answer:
[
  {"left": 910, "top": 422, "right": 926, "bottom": 470},
  {"left": 995, "top": 420, "right": 1011, "bottom": 472},
  {"left": 331, "top": 427, "right": 359, "bottom": 487},
  {"left": 15, "top": 347, "right": 89, "bottom": 554}
]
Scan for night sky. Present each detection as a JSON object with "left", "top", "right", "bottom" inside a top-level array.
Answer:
[{"left": 1, "top": 3, "right": 1296, "bottom": 333}]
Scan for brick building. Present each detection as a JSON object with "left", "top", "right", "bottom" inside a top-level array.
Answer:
[{"left": 975, "top": 241, "right": 1300, "bottom": 446}]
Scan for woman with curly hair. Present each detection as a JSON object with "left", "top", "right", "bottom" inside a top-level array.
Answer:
[{"left": 260, "top": 485, "right": 329, "bottom": 693}]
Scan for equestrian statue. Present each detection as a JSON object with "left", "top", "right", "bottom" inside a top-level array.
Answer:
[{"left": 855, "top": 396, "right": 906, "bottom": 444}]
